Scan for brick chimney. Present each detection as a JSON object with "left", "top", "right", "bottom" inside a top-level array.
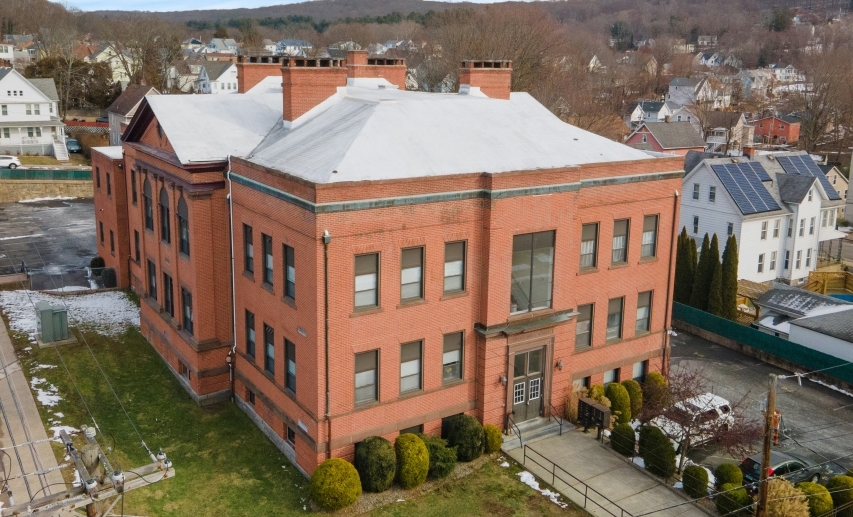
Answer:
[
  {"left": 345, "top": 50, "right": 407, "bottom": 89},
  {"left": 458, "top": 60, "right": 512, "bottom": 100},
  {"left": 236, "top": 54, "right": 284, "bottom": 93},
  {"left": 281, "top": 57, "right": 347, "bottom": 123}
]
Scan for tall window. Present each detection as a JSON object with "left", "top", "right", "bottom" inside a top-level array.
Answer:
[
  {"left": 809, "top": 217, "right": 815, "bottom": 235},
  {"left": 444, "top": 241, "right": 466, "bottom": 293},
  {"left": 636, "top": 291, "right": 652, "bottom": 333},
  {"left": 134, "top": 230, "right": 140, "bottom": 263},
  {"left": 511, "top": 231, "right": 555, "bottom": 314},
  {"left": 576, "top": 304, "right": 593, "bottom": 349},
  {"left": 262, "top": 234, "right": 273, "bottom": 285},
  {"left": 821, "top": 210, "right": 828, "bottom": 228},
  {"left": 354, "top": 253, "right": 379, "bottom": 309},
  {"left": 787, "top": 217, "right": 793, "bottom": 237},
  {"left": 632, "top": 361, "right": 647, "bottom": 382},
  {"left": 808, "top": 189, "right": 813, "bottom": 202},
  {"left": 400, "top": 247, "right": 424, "bottom": 301},
  {"left": 284, "top": 244, "right": 295, "bottom": 300},
  {"left": 606, "top": 297, "right": 623, "bottom": 341},
  {"left": 245, "top": 310, "right": 255, "bottom": 358},
  {"left": 147, "top": 260, "right": 157, "bottom": 300},
  {"left": 182, "top": 288, "right": 193, "bottom": 336},
  {"left": 131, "top": 169, "right": 137, "bottom": 204},
  {"left": 96, "top": 167, "right": 101, "bottom": 189},
  {"left": 400, "top": 341, "right": 422, "bottom": 393},
  {"left": 770, "top": 251, "right": 777, "bottom": 271},
  {"left": 692, "top": 183, "right": 699, "bottom": 200},
  {"left": 159, "top": 187, "right": 170, "bottom": 243},
  {"left": 178, "top": 198, "right": 189, "bottom": 256},
  {"left": 693, "top": 216, "right": 699, "bottom": 234},
  {"left": 580, "top": 223, "right": 598, "bottom": 268},
  {"left": 106, "top": 173, "right": 111, "bottom": 196},
  {"left": 263, "top": 324, "right": 274, "bottom": 374},
  {"left": 796, "top": 250, "right": 802, "bottom": 269},
  {"left": 641, "top": 215, "right": 658, "bottom": 258},
  {"left": 799, "top": 219, "right": 805, "bottom": 237},
  {"left": 442, "top": 332, "right": 463, "bottom": 383},
  {"left": 773, "top": 219, "right": 780, "bottom": 238},
  {"left": 163, "top": 273, "right": 174, "bottom": 316},
  {"left": 757, "top": 253, "right": 765, "bottom": 273},
  {"left": 285, "top": 339, "right": 296, "bottom": 393},
  {"left": 784, "top": 250, "right": 790, "bottom": 269},
  {"left": 355, "top": 351, "right": 378, "bottom": 404},
  {"left": 612, "top": 220, "right": 629, "bottom": 264},
  {"left": 243, "top": 224, "right": 254, "bottom": 273},
  {"left": 727, "top": 222, "right": 734, "bottom": 236},
  {"left": 99, "top": 221, "right": 104, "bottom": 244},
  {"left": 142, "top": 180, "right": 154, "bottom": 232},
  {"left": 709, "top": 186, "right": 716, "bottom": 203},
  {"left": 805, "top": 249, "right": 812, "bottom": 267},
  {"left": 760, "top": 221, "right": 767, "bottom": 240}
]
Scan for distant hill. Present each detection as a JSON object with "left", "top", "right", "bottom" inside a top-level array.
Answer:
[{"left": 89, "top": 0, "right": 482, "bottom": 23}]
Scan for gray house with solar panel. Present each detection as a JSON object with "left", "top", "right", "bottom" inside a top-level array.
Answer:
[{"left": 681, "top": 151, "right": 846, "bottom": 285}]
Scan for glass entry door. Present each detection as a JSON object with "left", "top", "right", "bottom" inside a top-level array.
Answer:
[{"left": 511, "top": 347, "right": 544, "bottom": 422}]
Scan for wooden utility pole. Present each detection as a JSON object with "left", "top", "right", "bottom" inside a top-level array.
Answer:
[{"left": 756, "top": 374, "right": 777, "bottom": 517}]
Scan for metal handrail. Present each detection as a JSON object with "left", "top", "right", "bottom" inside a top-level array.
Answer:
[
  {"left": 548, "top": 403, "right": 564, "bottom": 436},
  {"left": 523, "top": 444, "right": 634, "bottom": 517},
  {"left": 506, "top": 413, "right": 523, "bottom": 449}
]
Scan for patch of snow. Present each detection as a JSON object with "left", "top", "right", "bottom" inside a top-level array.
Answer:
[
  {"left": 44, "top": 286, "right": 89, "bottom": 293},
  {"left": 632, "top": 457, "right": 645, "bottom": 468},
  {"left": 22, "top": 347, "right": 31, "bottom": 351},
  {"left": 49, "top": 426, "right": 79, "bottom": 439},
  {"left": 30, "top": 377, "right": 62, "bottom": 407},
  {"left": 809, "top": 378, "right": 853, "bottom": 398},
  {"left": 500, "top": 462, "right": 510, "bottom": 468},
  {"left": 0, "top": 290, "right": 139, "bottom": 338},
  {"left": 705, "top": 467, "right": 716, "bottom": 487},
  {"left": 838, "top": 226, "right": 852, "bottom": 233},
  {"left": 34, "top": 364, "right": 57, "bottom": 370},
  {"left": 673, "top": 481, "right": 683, "bottom": 489},
  {"left": 19, "top": 196, "right": 76, "bottom": 203},
  {"left": 0, "top": 234, "right": 43, "bottom": 241},
  {"left": 602, "top": 429, "right": 611, "bottom": 438},
  {"left": 517, "top": 471, "right": 569, "bottom": 509}
]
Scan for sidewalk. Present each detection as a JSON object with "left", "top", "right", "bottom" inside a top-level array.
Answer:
[
  {"left": 0, "top": 321, "right": 68, "bottom": 512},
  {"left": 504, "top": 429, "right": 709, "bottom": 517}
]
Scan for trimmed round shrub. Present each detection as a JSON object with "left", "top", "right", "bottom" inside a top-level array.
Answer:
[
  {"left": 715, "top": 483, "right": 753, "bottom": 517},
  {"left": 588, "top": 384, "right": 610, "bottom": 407},
  {"left": 795, "top": 481, "right": 834, "bottom": 517},
  {"left": 640, "top": 426, "right": 676, "bottom": 478},
  {"left": 766, "top": 478, "right": 809, "bottom": 517},
  {"left": 483, "top": 424, "right": 502, "bottom": 454},
  {"left": 310, "top": 458, "right": 362, "bottom": 511},
  {"left": 418, "top": 434, "right": 457, "bottom": 479},
  {"left": 621, "top": 379, "right": 643, "bottom": 417},
  {"left": 90, "top": 256, "right": 105, "bottom": 275},
  {"left": 644, "top": 371, "right": 667, "bottom": 389},
  {"left": 637, "top": 425, "right": 655, "bottom": 457},
  {"left": 444, "top": 414, "right": 485, "bottom": 462},
  {"left": 606, "top": 382, "right": 632, "bottom": 424},
  {"left": 826, "top": 475, "right": 853, "bottom": 517},
  {"left": 610, "top": 423, "right": 636, "bottom": 456},
  {"left": 101, "top": 267, "right": 117, "bottom": 288},
  {"left": 354, "top": 436, "right": 396, "bottom": 493},
  {"left": 395, "top": 433, "right": 429, "bottom": 489},
  {"left": 682, "top": 465, "right": 709, "bottom": 499},
  {"left": 714, "top": 463, "right": 743, "bottom": 488}
]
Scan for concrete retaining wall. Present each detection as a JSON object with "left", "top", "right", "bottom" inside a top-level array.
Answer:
[{"left": 0, "top": 180, "right": 93, "bottom": 203}]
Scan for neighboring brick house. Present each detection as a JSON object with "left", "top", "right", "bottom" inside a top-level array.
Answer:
[
  {"left": 94, "top": 51, "right": 684, "bottom": 476},
  {"left": 753, "top": 116, "right": 800, "bottom": 145},
  {"left": 625, "top": 121, "right": 707, "bottom": 156}
]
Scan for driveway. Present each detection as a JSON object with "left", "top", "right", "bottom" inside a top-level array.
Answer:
[{"left": 672, "top": 331, "right": 853, "bottom": 475}]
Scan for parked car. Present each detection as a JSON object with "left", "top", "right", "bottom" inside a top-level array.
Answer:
[
  {"left": 66, "top": 138, "right": 82, "bottom": 153},
  {"left": 740, "top": 451, "right": 827, "bottom": 488},
  {"left": 0, "top": 155, "right": 21, "bottom": 169},
  {"left": 95, "top": 116, "right": 109, "bottom": 123},
  {"left": 650, "top": 392, "right": 734, "bottom": 451}
]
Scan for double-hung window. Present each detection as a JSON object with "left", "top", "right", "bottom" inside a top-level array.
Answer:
[
  {"left": 285, "top": 339, "right": 296, "bottom": 393},
  {"left": 245, "top": 310, "right": 255, "bottom": 357},
  {"left": 159, "top": 187, "right": 170, "bottom": 244},
  {"left": 163, "top": 273, "right": 174, "bottom": 317},
  {"left": 443, "top": 241, "right": 465, "bottom": 293},
  {"left": 131, "top": 170, "right": 137, "bottom": 204},
  {"left": 606, "top": 297, "right": 624, "bottom": 341},
  {"left": 693, "top": 216, "right": 699, "bottom": 234},
  {"left": 355, "top": 351, "right": 378, "bottom": 404},
  {"left": 806, "top": 249, "right": 812, "bottom": 267},
  {"left": 787, "top": 217, "right": 793, "bottom": 237},
  {"left": 262, "top": 234, "right": 273, "bottom": 286},
  {"left": 799, "top": 219, "right": 805, "bottom": 237},
  {"left": 442, "top": 332, "right": 463, "bottom": 383},
  {"left": 784, "top": 250, "right": 790, "bottom": 269},
  {"left": 134, "top": 231, "right": 140, "bottom": 263},
  {"left": 770, "top": 251, "right": 777, "bottom": 271},
  {"left": 354, "top": 253, "right": 379, "bottom": 309},
  {"left": 611, "top": 219, "right": 629, "bottom": 264},
  {"left": 822, "top": 210, "right": 828, "bottom": 228},
  {"left": 143, "top": 180, "right": 154, "bottom": 231},
  {"left": 511, "top": 231, "right": 555, "bottom": 314},
  {"left": 758, "top": 253, "right": 765, "bottom": 273},
  {"left": 147, "top": 260, "right": 157, "bottom": 300},
  {"left": 709, "top": 186, "right": 716, "bottom": 202},
  {"left": 263, "top": 324, "right": 274, "bottom": 374},
  {"left": 182, "top": 288, "right": 193, "bottom": 336},
  {"left": 400, "top": 341, "right": 422, "bottom": 393},
  {"left": 284, "top": 244, "right": 295, "bottom": 300},
  {"left": 580, "top": 223, "right": 598, "bottom": 268},
  {"left": 400, "top": 247, "right": 424, "bottom": 301},
  {"left": 575, "top": 304, "right": 593, "bottom": 349},
  {"left": 809, "top": 217, "right": 815, "bottom": 235},
  {"left": 760, "top": 221, "right": 767, "bottom": 240},
  {"left": 641, "top": 215, "right": 658, "bottom": 258},
  {"left": 692, "top": 183, "right": 700, "bottom": 200},
  {"left": 796, "top": 250, "right": 802, "bottom": 269},
  {"left": 632, "top": 361, "right": 647, "bottom": 382},
  {"left": 243, "top": 224, "right": 254, "bottom": 273},
  {"left": 106, "top": 173, "right": 111, "bottom": 196},
  {"left": 773, "top": 219, "right": 780, "bottom": 238},
  {"left": 178, "top": 198, "right": 189, "bottom": 256},
  {"left": 636, "top": 291, "right": 652, "bottom": 333}
]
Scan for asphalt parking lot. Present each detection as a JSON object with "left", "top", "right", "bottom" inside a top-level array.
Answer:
[
  {"left": 0, "top": 198, "right": 96, "bottom": 289},
  {"left": 672, "top": 330, "right": 853, "bottom": 476}
]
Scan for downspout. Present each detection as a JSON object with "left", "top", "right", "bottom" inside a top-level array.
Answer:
[
  {"left": 226, "top": 157, "right": 237, "bottom": 402},
  {"left": 322, "top": 230, "right": 332, "bottom": 459},
  {"left": 662, "top": 189, "right": 680, "bottom": 377}
]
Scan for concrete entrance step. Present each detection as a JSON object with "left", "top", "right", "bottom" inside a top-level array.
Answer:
[{"left": 502, "top": 417, "right": 562, "bottom": 451}]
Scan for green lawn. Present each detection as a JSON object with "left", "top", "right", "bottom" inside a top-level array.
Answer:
[{"left": 19, "top": 154, "right": 90, "bottom": 167}]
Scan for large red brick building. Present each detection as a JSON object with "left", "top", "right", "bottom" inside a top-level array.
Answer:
[{"left": 92, "top": 51, "right": 684, "bottom": 475}]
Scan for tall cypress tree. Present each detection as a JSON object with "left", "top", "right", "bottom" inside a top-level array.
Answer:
[
  {"left": 720, "top": 235, "right": 740, "bottom": 320},
  {"left": 706, "top": 258, "right": 724, "bottom": 316},
  {"left": 689, "top": 234, "right": 713, "bottom": 310},
  {"left": 674, "top": 228, "right": 695, "bottom": 304}
]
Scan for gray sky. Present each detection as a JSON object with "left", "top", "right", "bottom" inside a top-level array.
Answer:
[{"left": 70, "top": 0, "right": 492, "bottom": 12}]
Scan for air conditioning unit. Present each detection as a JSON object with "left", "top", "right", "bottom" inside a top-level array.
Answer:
[{"left": 35, "top": 301, "right": 69, "bottom": 343}]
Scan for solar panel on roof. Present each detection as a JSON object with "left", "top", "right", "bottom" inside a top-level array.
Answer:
[
  {"left": 711, "top": 163, "right": 782, "bottom": 215},
  {"left": 775, "top": 155, "right": 842, "bottom": 201}
]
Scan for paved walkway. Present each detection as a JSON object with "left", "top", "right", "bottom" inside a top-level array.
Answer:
[
  {"left": 0, "top": 321, "right": 69, "bottom": 513},
  {"left": 504, "top": 429, "right": 709, "bottom": 517}
]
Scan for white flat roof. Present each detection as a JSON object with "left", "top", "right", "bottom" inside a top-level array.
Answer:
[{"left": 91, "top": 146, "right": 123, "bottom": 160}]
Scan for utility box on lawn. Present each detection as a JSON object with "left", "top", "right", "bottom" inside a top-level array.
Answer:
[{"left": 35, "top": 301, "right": 69, "bottom": 343}]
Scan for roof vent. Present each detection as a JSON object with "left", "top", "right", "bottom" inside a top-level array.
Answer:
[
  {"left": 731, "top": 158, "right": 739, "bottom": 163},
  {"left": 767, "top": 155, "right": 775, "bottom": 161}
]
